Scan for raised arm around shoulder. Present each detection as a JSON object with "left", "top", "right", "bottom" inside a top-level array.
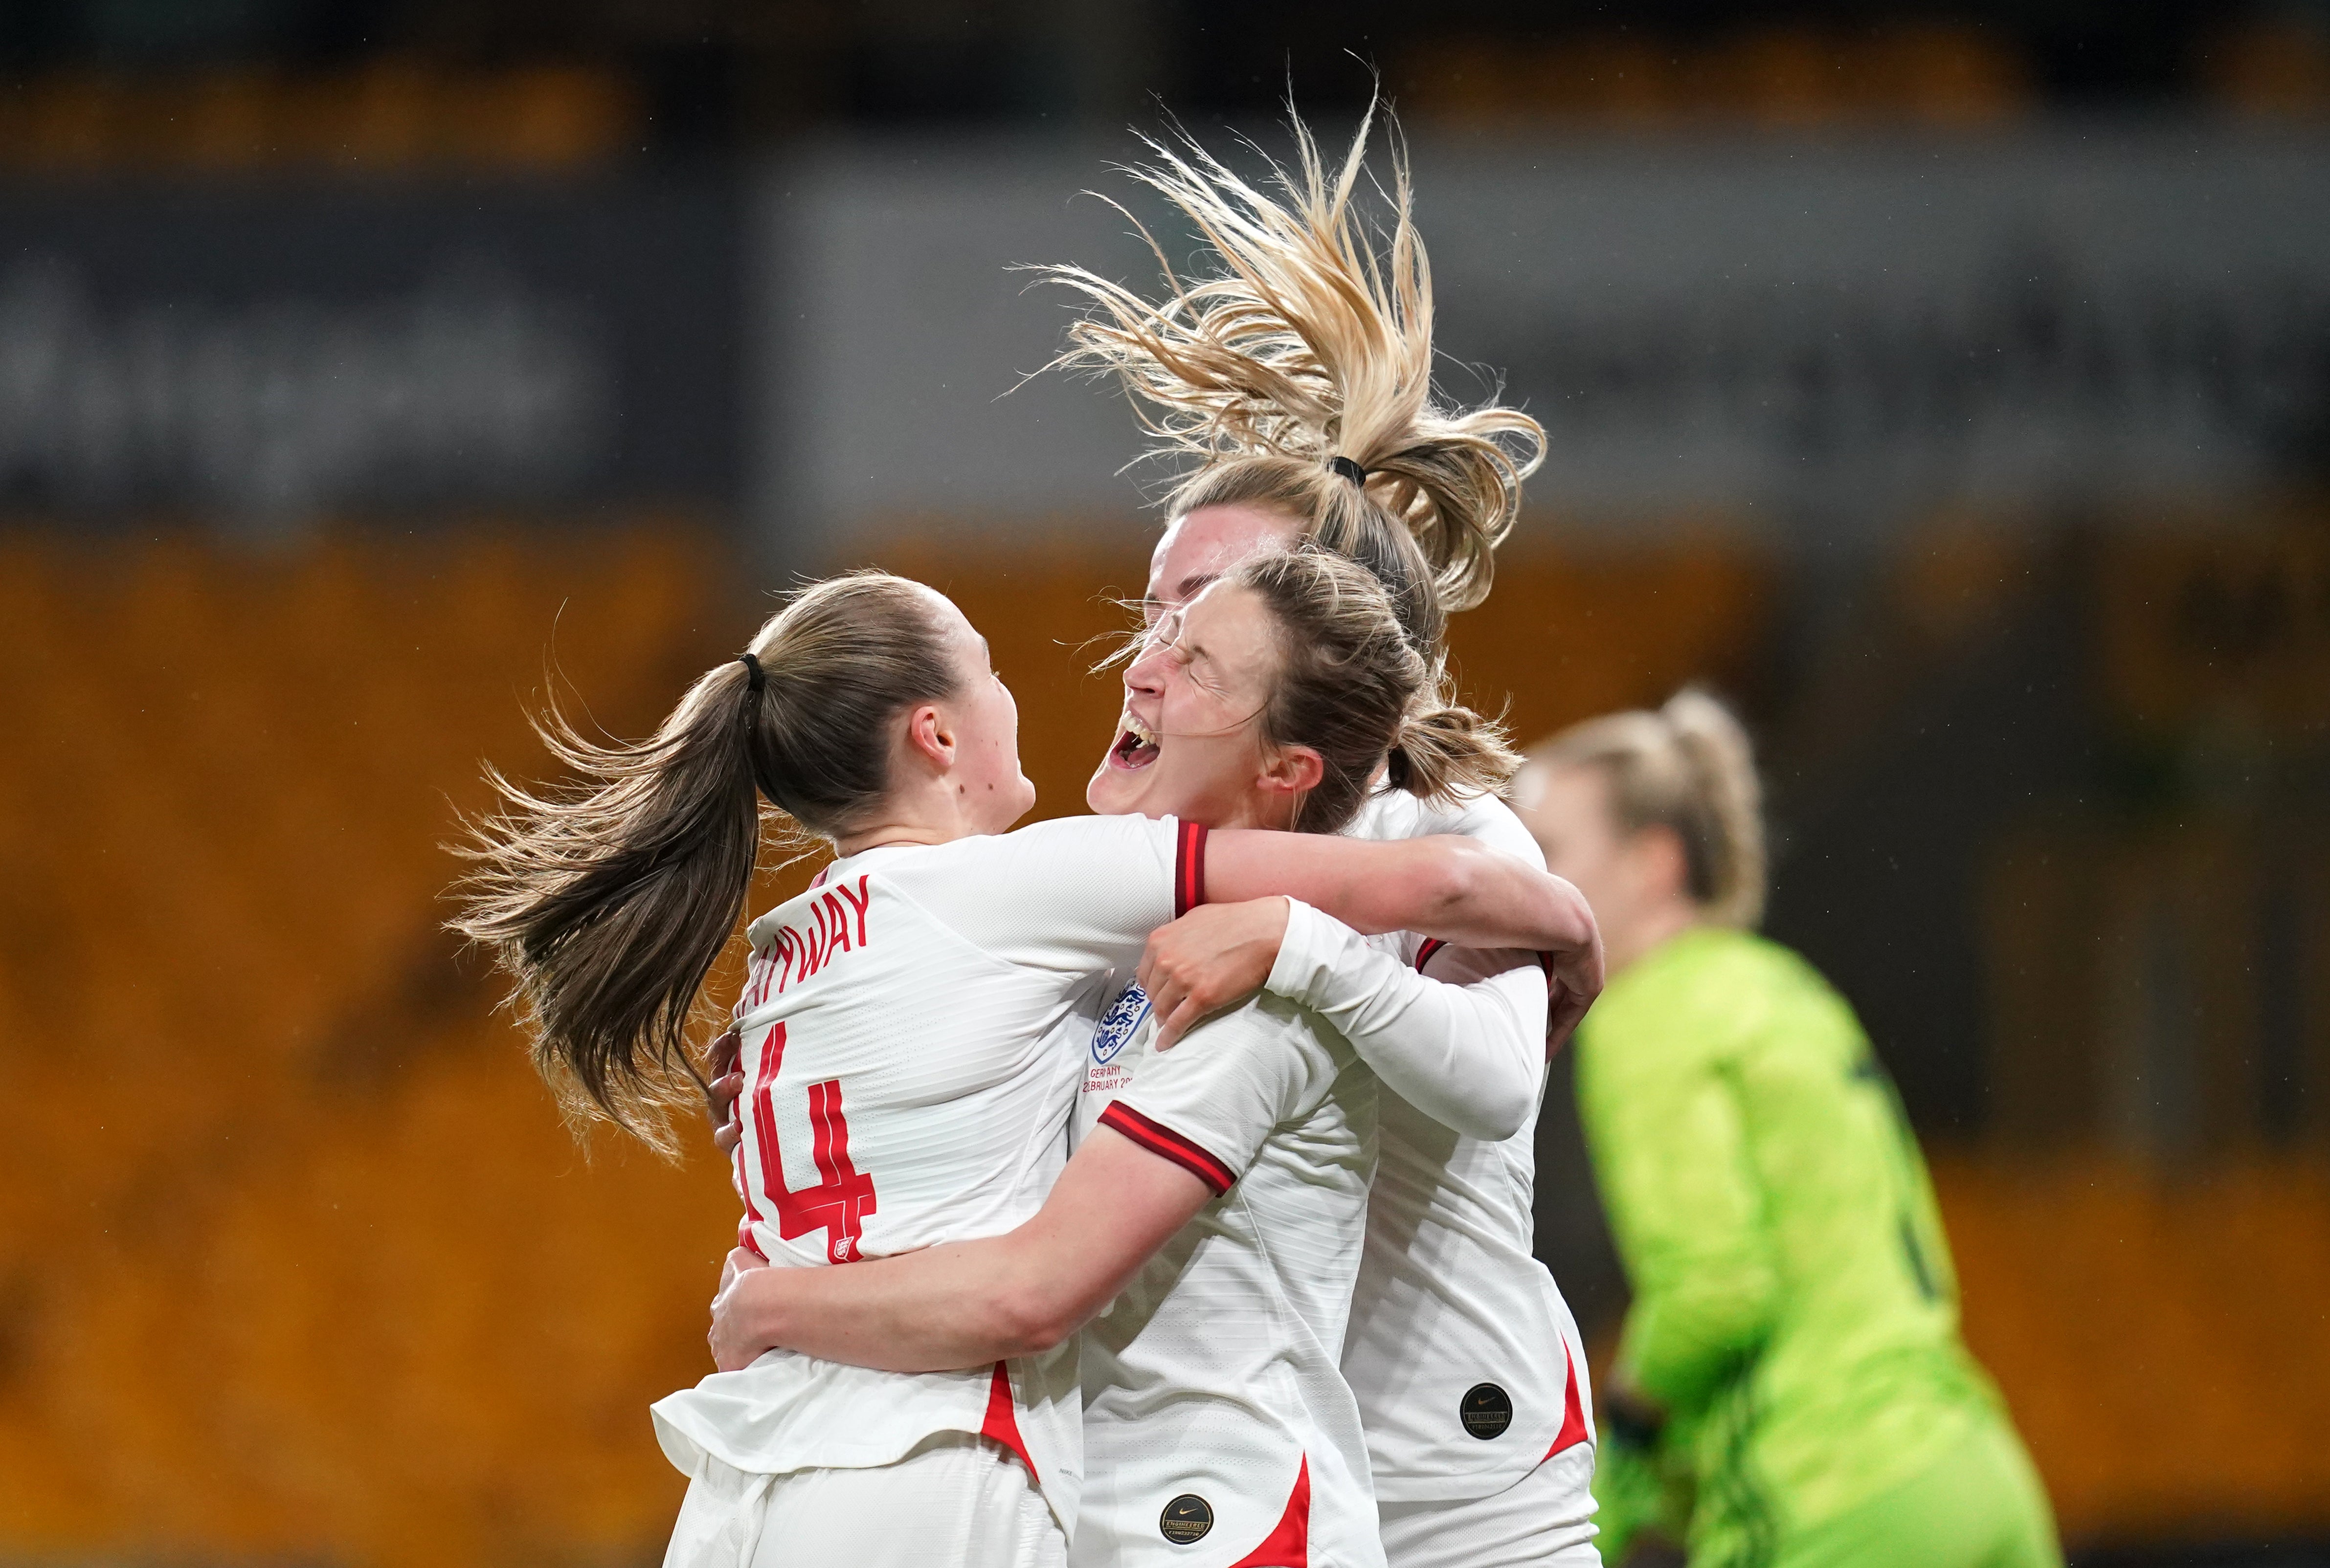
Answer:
[
  {"left": 1266, "top": 900, "right": 1548, "bottom": 1141},
  {"left": 708, "top": 1127, "right": 1212, "bottom": 1375},
  {"left": 1206, "top": 829, "right": 1598, "bottom": 956}
]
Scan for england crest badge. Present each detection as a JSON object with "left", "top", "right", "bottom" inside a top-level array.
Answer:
[{"left": 1092, "top": 984, "right": 1151, "bottom": 1064}]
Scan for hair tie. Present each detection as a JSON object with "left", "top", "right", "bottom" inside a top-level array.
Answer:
[
  {"left": 738, "top": 652, "right": 766, "bottom": 695},
  {"left": 1327, "top": 454, "right": 1369, "bottom": 486}
]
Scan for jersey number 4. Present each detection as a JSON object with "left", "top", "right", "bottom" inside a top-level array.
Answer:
[{"left": 746, "top": 1021, "right": 877, "bottom": 1263}]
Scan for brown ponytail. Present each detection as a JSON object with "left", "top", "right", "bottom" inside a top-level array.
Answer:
[
  {"left": 450, "top": 572, "right": 959, "bottom": 1152},
  {"left": 1232, "top": 545, "right": 1517, "bottom": 835},
  {"left": 1529, "top": 687, "right": 1767, "bottom": 928},
  {"left": 1388, "top": 700, "right": 1522, "bottom": 804},
  {"left": 1039, "top": 100, "right": 1542, "bottom": 644}
]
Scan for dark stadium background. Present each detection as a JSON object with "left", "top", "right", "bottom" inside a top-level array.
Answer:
[{"left": 0, "top": 1, "right": 2324, "bottom": 1564}]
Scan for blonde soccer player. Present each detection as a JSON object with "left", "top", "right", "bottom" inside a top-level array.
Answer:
[
  {"left": 1518, "top": 692, "right": 2060, "bottom": 1568},
  {"left": 456, "top": 564, "right": 1595, "bottom": 1568},
  {"left": 1056, "top": 110, "right": 1608, "bottom": 1565}
]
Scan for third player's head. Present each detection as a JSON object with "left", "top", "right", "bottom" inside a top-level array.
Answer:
[
  {"left": 1089, "top": 544, "right": 1517, "bottom": 835},
  {"left": 1047, "top": 102, "right": 1546, "bottom": 655},
  {"left": 1513, "top": 688, "right": 1766, "bottom": 974},
  {"left": 453, "top": 571, "right": 1033, "bottom": 1148}
]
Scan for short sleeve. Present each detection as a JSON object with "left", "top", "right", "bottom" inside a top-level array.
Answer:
[
  {"left": 893, "top": 814, "right": 1209, "bottom": 974},
  {"left": 1100, "top": 994, "right": 1338, "bottom": 1196}
]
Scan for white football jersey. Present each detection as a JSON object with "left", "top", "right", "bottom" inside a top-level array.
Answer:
[
  {"left": 651, "top": 813, "right": 1210, "bottom": 1534},
  {"left": 1070, "top": 990, "right": 1385, "bottom": 1568},
  {"left": 1334, "top": 789, "right": 1595, "bottom": 1503}
]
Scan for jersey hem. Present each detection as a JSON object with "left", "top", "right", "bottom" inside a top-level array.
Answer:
[
  {"left": 651, "top": 1399, "right": 1083, "bottom": 1535},
  {"left": 1367, "top": 1436, "right": 1570, "bottom": 1503}
]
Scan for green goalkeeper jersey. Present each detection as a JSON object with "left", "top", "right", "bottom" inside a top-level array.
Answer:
[{"left": 1576, "top": 927, "right": 2008, "bottom": 1567}]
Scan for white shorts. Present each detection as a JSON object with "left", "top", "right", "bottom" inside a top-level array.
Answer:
[
  {"left": 663, "top": 1431, "right": 1066, "bottom": 1568},
  {"left": 1376, "top": 1442, "right": 1602, "bottom": 1568}
]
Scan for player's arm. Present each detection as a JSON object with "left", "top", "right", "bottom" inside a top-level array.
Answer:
[
  {"left": 702, "top": 818, "right": 1595, "bottom": 1153},
  {"left": 712, "top": 998, "right": 1312, "bottom": 1375},
  {"left": 1142, "top": 898, "right": 1550, "bottom": 1141},
  {"left": 1206, "top": 828, "right": 1596, "bottom": 957},
  {"left": 1580, "top": 1017, "right": 1778, "bottom": 1418},
  {"left": 710, "top": 1125, "right": 1211, "bottom": 1373}
]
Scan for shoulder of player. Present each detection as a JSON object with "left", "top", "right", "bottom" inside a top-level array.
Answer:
[
  {"left": 1437, "top": 790, "right": 1544, "bottom": 866},
  {"left": 1355, "top": 786, "right": 1542, "bottom": 866},
  {"left": 997, "top": 812, "right": 1175, "bottom": 855},
  {"left": 737, "top": 852, "right": 1024, "bottom": 1006},
  {"left": 1589, "top": 929, "right": 1845, "bottom": 1068},
  {"left": 839, "top": 814, "right": 1179, "bottom": 901}
]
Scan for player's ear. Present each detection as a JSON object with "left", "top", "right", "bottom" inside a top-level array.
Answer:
[
  {"left": 1631, "top": 823, "right": 1692, "bottom": 904},
  {"left": 1257, "top": 744, "right": 1324, "bottom": 798},
  {"left": 901, "top": 702, "right": 954, "bottom": 770}
]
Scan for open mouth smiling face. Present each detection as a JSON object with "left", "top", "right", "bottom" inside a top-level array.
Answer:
[
  {"left": 1106, "top": 709, "right": 1162, "bottom": 773},
  {"left": 1086, "top": 584, "right": 1281, "bottom": 825}
]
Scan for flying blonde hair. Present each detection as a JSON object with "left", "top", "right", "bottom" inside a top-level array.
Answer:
[{"left": 1041, "top": 100, "right": 1545, "bottom": 623}]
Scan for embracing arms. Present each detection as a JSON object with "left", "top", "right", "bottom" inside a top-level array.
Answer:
[
  {"left": 706, "top": 821, "right": 1601, "bottom": 1153},
  {"left": 1258, "top": 903, "right": 1555, "bottom": 1141},
  {"left": 1134, "top": 883, "right": 1601, "bottom": 1141},
  {"left": 1205, "top": 828, "right": 1595, "bottom": 955},
  {"left": 710, "top": 1126, "right": 1211, "bottom": 1373}
]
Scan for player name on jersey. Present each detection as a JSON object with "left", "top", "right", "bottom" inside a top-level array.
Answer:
[{"left": 738, "top": 874, "right": 874, "bottom": 1006}]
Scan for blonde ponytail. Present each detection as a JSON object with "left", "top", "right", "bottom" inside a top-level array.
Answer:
[
  {"left": 1657, "top": 689, "right": 1766, "bottom": 928},
  {"left": 1529, "top": 687, "right": 1767, "bottom": 928},
  {"left": 1041, "top": 101, "right": 1543, "bottom": 627}
]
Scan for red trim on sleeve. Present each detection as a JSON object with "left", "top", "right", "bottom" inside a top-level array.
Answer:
[
  {"left": 980, "top": 1360, "right": 1040, "bottom": 1483},
  {"left": 1414, "top": 937, "right": 1447, "bottom": 972},
  {"left": 1546, "top": 1342, "right": 1592, "bottom": 1458},
  {"left": 1225, "top": 1456, "right": 1310, "bottom": 1568},
  {"left": 1173, "top": 819, "right": 1210, "bottom": 916},
  {"left": 1098, "top": 1102, "right": 1236, "bottom": 1196}
]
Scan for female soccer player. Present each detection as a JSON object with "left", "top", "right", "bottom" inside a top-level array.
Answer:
[
  {"left": 1043, "top": 109, "right": 1606, "bottom": 1565},
  {"left": 1516, "top": 691, "right": 2062, "bottom": 1568},
  {"left": 456, "top": 562, "right": 1593, "bottom": 1568},
  {"left": 710, "top": 545, "right": 1568, "bottom": 1568}
]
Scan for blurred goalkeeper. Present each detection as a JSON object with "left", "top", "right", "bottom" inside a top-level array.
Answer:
[{"left": 1516, "top": 690, "right": 2061, "bottom": 1568}]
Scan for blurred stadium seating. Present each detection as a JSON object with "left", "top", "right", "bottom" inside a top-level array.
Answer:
[
  {"left": 1945, "top": 1155, "right": 2330, "bottom": 1543},
  {"left": 0, "top": 527, "right": 739, "bottom": 1564},
  {"left": 1400, "top": 24, "right": 2034, "bottom": 130},
  {"left": 2, "top": 523, "right": 2325, "bottom": 1563},
  {"left": 0, "top": 63, "right": 638, "bottom": 174}
]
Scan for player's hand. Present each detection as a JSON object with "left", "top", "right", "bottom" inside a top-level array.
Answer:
[
  {"left": 705, "top": 1027, "right": 744, "bottom": 1159},
  {"left": 717, "top": 1245, "right": 765, "bottom": 1299},
  {"left": 1140, "top": 897, "right": 1289, "bottom": 1049},
  {"left": 708, "top": 1250, "right": 779, "bottom": 1372},
  {"left": 1543, "top": 921, "right": 1605, "bottom": 1055}
]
